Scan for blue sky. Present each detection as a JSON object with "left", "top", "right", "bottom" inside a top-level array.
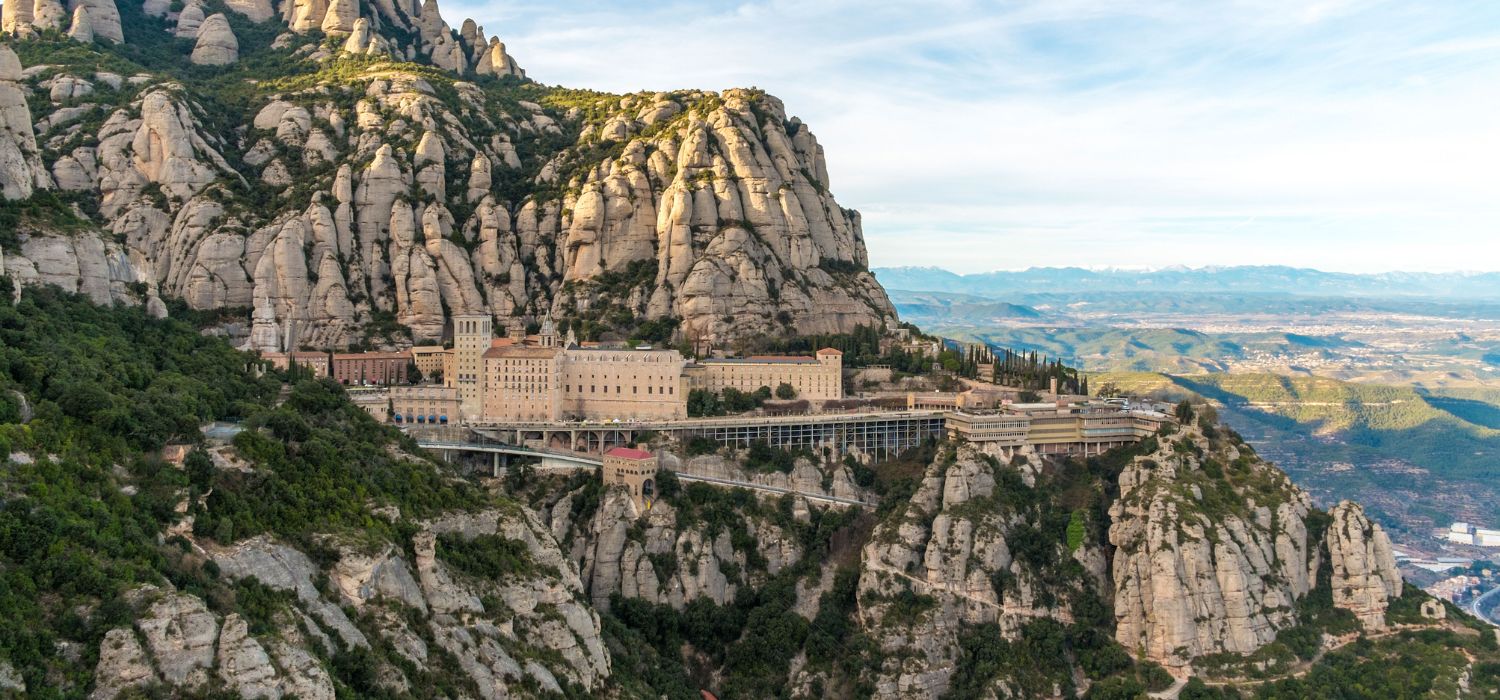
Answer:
[{"left": 447, "top": 0, "right": 1500, "bottom": 273}]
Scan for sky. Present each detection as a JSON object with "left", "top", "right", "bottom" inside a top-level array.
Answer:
[{"left": 447, "top": 0, "right": 1500, "bottom": 273}]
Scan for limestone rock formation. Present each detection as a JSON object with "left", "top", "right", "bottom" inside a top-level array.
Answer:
[
  {"left": 66, "top": 0, "right": 120, "bottom": 42},
  {"left": 854, "top": 445, "right": 1092, "bottom": 698},
  {"left": 1326, "top": 500, "right": 1402, "bottom": 629},
  {"left": 319, "top": 0, "right": 356, "bottom": 35},
  {"left": 475, "top": 37, "right": 523, "bottom": 77},
  {"left": 1110, "top": 423, "right": 1314, "bottom": 673},
  {"left": 0, "top": 44, "right": 49, "bottom": 199},
  {"left": 190, "top": 13, "right": 238, "bottom": 66},
  {"left": 65, "top": 4, "right": 92, "bottom": 41},
  {"left": 173, "top": 0, "right": 204, "bottom": 37},
  {"left": 4, "top": 1, "right": 893, "bottom": 348},
  {"left": 91, "top": 628, "right": 159, "bottom": 700},
  {"left": 34, "top": 0, "right": 69, "bottom": 30}
]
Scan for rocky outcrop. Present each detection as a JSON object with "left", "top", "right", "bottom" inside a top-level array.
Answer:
[
  {"left": 474, "top": 37, "right": 523, "bottom": 78},
  {"left": 854, "top": 445, "right": 1089, "bottom": 698},
  {"left": 1326, "top": 500, "right": 1402, "bottom": 630},
  {"left": 189, "top": 13, "right": 238, "bottom": 66},
  {"left": 7, "top": 5, "right": 892, "bottom": 349},
  {"left": 67, "top": 0, "right": 120, "bottom": 42},
  {"left": 90, "top": 628, "right": 158, "bottom": 700},
  {"left": 88, "top": 585, "right": 336, "bottom": 700},
  {"left": 65, "top": 4, "right": 92, "bottom": 41},
  {"left": 0, "top": 45, "right": 47, "bottom": 200},
  {"left": 573, "top": 488, "right": 785, "bottom": 610},
  {"left": 1110, "top": 424, "right": 1314, "bottom": 673}
]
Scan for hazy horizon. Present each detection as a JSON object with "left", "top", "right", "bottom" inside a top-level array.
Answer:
[
  {"left": 872, "top": 264, "right": 1500, "bottom": 276},
  {"left": 450, "top": 0, "right": 1500, "bottom": 274}
]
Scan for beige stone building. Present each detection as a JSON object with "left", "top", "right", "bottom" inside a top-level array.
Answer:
[
  {"left": 263, "top": 351, "right": 330, "bottom": 377},
  {"left": 450, "top": 314, "right": 492, "bottom": 419},
  {"left": 480, "top": 342, "right": 687, "bottom": 423},
  {"left": 602, "top": 446, "right": 659, "bottom": 511},
  {"left": 410, "top": 345, "right": 449, "bottom": 379},
  {"left": 392, "top": 385, "right": 462, "bottom": 426},
  {"left": 482, "top": 345, "right": 562, "bottom": 422},
  {"left": 685, "top": 348, "right": 843, "bottom": 401}
]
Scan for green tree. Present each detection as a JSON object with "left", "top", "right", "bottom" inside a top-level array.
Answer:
[{"left": 775, "top": 382, "right": 797, "bottom": 400}]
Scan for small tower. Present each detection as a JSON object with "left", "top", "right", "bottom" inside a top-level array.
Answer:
[
  {"left": 602, "top": 446, "right": 659, "bottom": 512},
  {"left": 505, "top": 317, "right": 526, "bottom": 343},
  {"left": 539, "top": 312, "right": 557, "bottom": 348}
]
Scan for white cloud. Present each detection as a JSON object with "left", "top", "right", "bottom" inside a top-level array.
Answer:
[{"left": 447, "top": 0, "right": 1500, "bottom": 273}]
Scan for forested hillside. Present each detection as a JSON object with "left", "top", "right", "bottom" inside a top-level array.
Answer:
[{"left": 1, "top": 281, "right": 1498, "bottom": 698}]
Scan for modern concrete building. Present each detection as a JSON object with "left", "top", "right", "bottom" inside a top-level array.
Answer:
[
  {"left": 602, "top": 446, "right": 659, "bottom": 511},
  {"left": 685, "top": 348, "right": 843, "bottom": 401},
  {"left": 945, "top": 401, "right": 1171, "bottom": 457}
]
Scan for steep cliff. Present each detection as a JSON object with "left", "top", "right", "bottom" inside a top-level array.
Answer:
[
  {"left": 1109, "top": 417, "right": 1406, "bottom": 677},
  {"left": 0, "top": 3, "right": 893, "bottom": 347}
]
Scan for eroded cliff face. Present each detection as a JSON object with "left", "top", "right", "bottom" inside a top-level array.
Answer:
[
  {"left": 0, "top": 4, "right": 893, "bottom": 347},
  {"left": 854, "top": 445, "right": 1108, "bottom": 698},
  {"left": 1108, "top": 422, "right": 1402, "bottom": 673},
  {"left": 90, "top": 507, "right": 609, "bottom": 700},
  {"left": 1326, "top": 499, "right": 1402, "bottom": 630},
  {"left": 538, "top": 451, "right": 868, "bottom": 612}
]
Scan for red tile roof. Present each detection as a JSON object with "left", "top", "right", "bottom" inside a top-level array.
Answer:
[
  {"left": 605, "top": 446, "right": 654, "bottom": 460},
  {"left": 816, "top": 347, "right": 844, "bottom": 356}
]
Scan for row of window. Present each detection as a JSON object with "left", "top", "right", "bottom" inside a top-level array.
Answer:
[{"left": 559, "top": 384, "right": 674, "bottom": 395}]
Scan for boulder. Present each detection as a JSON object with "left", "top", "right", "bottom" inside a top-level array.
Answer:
[
  {"left": 190, "top": 13, "right": 238, "bottom": 65},
  {"left": 173, "top": 0, "right": 204, "bottom": 37},
  {"left": 319, "top": 0, "right": 357, "bottom": 35}
]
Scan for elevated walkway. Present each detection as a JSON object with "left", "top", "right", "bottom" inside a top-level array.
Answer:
[{"left": 415, "top": 439, "right": 874, "bottom": 508}]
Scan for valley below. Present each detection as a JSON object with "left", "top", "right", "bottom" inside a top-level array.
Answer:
[{"left": 881, "top": 272, "right": 1500, "bottom": 575}]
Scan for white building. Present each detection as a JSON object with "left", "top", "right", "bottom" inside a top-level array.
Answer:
[{"left": 1477, "top": 529, "right": 1500, "bottom": 547}]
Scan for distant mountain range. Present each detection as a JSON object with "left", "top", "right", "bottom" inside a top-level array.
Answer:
[{"left": 875, "top": 265, "right": 1500, "bottom": 299}]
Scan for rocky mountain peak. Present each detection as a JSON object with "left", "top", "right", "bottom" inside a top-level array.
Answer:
[{"left": 0, "top": 6, "right": 893, "bottom": 347}]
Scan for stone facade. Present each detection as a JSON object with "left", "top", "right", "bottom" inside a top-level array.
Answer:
[
  {"left": 602, "top": 447, "right": 658, "bottom": 511},
  {"left": 391, "top": 385, "right": 460, "bottom": 426},
  {"left": 482, "top": 345, "right": 561, "bottom": 422},
  {"left": 410, "top": 345, "right": 448, "bottom": 379},
  {"left": 685, "top": 348, "right": 842, "bottom": 401},
  {"left": 481, "top": 344, "right": 686, "bottom": 422},
  {"left": 330, "top": 351, "right": 408, "bottom": 385},
  {"left": 262, "top": 350, "right": 330, "bottom": 377},
  {"left": 451, "top": 314, "right": 491, "bottom": 419}
]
